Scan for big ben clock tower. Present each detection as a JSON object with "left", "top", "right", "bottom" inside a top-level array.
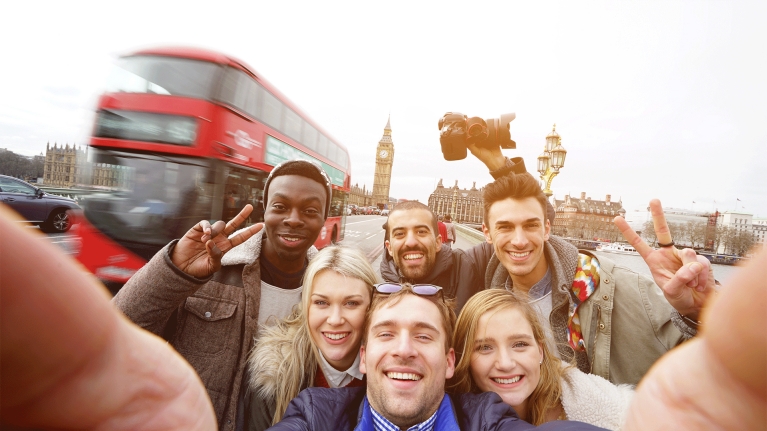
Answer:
[{"left": 372, "top": 116, "right": 394, "bottom": 208}]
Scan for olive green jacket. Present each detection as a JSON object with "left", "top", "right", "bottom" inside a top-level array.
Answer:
[{"left": 483, "top": 235, "right": 688, "bottom": 385}]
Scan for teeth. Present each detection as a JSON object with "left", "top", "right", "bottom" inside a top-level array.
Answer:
[
  {"left": 283, "top": 236, "right": 301, "bottom": 242},
  {"left": 387, "top": 372, "right": 422, "bottom": 381},
  {"left": 324, "top": 333, "right": 349, "bottom": 340},
  {"left": 403, "top": 253, "right": 424, "bottom": 260},
  {"left": 493, "top": 376, "right": 522, "bottom": 384},
  {"left": 509, "top": 251, "right": 530, "bottom": 258}
]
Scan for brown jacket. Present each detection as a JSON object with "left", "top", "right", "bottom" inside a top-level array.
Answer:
[{"left": 113, "top": 230, "right": 317, "bottom": 431}]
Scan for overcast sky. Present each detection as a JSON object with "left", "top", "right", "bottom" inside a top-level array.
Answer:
[{"left": 2, "top": 1, "right": 765, "bottom": 217}]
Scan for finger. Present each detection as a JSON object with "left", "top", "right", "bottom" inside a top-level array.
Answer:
[
  {"left": 662, "top": 260, "right": 704, "bottom": 300},
  {"left": 614, "top": 216, "right": 654, "bottom": 258},
  {"left": 198, "top": 220, "right": 212, "bottom": 241},
  {"left": 208, "top": 220, "right": 227, "bottom": 240},
  {"left": 229, "top": 223, "right": 264, "bottom": 248},
  {"left": 224, "top": 204, "right": 254, "bottom": 236},
  {"left": 650, "top": 199, "right": 673, "bottom": 245},
  {"left": 204, "top": 240, "right": 223, "bottom": 273},
  {"left": 678, "top": 249, "right": 700, "bottom": 289}
]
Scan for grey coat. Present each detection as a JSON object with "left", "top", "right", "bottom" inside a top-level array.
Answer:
[{"left": 113, "top": 230, "right": 317, "bottom": 431}]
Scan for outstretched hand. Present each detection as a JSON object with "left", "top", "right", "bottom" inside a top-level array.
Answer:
[
  {"left": 613, "top": 199, "right": 716, "bottom": 321},
  {"left": 467, "top": 141, "right": 506, "bottom": 171},
  {"left": 171, "top": 204, "right": 264, "bottom": 278}
]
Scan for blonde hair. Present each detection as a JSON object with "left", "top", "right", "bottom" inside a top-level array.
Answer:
[
  {"left": 251, "top": 245, "right": 378, "bottom": 425},
  {"left": 448, "top": 289, "right": 570, "bottom": 425}
]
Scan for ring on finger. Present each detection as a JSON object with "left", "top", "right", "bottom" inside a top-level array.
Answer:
[{"left": 658, "top": 240, "right": 675, "bottom": 248}]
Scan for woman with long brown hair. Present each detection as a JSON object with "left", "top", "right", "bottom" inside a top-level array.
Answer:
[{"left": 449, "top": 289, "right": 633, "bottom": 430}]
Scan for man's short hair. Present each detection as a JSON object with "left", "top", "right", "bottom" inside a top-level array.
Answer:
[
  {"left": 482, "top": 172, "right": 549, "bottom": 223},
  {"left": 263, "top": 160, "right": 332, "bottom": 219},
  {"left": 362, "top": 285, "right": 456, "bottom": 353},
  {"left": 383, "top": 201, "right": 439, "bottom": 238}
]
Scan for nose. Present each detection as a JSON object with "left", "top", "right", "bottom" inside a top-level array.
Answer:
[
  {"left": 495, "top": 347, "right": 516, "bottom": 371},
  {"left": 391, "top": 332, "right": 417, "bottom": 359},
  {"left": 509, "top": 227, "right": 528, "bottom": 249},
  {"left": 403, "top": 230, "right": 419, "bottom": 248},
  {"left": 327, "top": 305, "right": 344, "bottom": 326},
  {"left": 282, "top": 207, "right": 304, "bottom": 228}
]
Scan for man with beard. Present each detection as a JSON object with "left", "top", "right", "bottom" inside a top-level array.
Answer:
[
  {"left": 113, "top": 159, "right": 332, "bottom": 431},
  {"left": 380, "top": 201, "right": 488, "bottom": 312},
  {"left": 266, "top": 284, "right": 604, "bottom": 430}
]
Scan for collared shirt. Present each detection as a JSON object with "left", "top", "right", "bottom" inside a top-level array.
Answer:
[
  {"left": 370, "top": 401, "right": 438, "bottom": 431},
  {"left": 317, "top": 349, "right": 363, "bottom": 388}
]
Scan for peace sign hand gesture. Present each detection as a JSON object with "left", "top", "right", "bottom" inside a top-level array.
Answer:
[
  {"left": 170, "top": 204, "right": 263, "bottom": 278},
  {"left": 613, "top": 199, "right": 716, "bottom": 322}
]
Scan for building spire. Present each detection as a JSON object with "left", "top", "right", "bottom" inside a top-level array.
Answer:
[{"left": 379, "top": 115, "right": 393, "bottom": 143}]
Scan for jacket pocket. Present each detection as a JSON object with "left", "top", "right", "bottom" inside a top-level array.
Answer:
[{"left": 174, "top": 295, "right": 238, "bottom": 356}]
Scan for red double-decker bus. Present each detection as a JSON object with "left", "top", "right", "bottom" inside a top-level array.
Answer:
[{"left": 74, "top": 47, "right": 351, "bottom": 288}]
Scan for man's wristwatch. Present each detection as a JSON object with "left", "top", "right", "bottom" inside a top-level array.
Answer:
[{"left": 489, "top": 157, "right": 527, "bottom": 179}]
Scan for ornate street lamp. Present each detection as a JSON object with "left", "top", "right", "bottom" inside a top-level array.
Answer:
[{"left": 537, "top": 124, "right": 567, "bottom": 197}]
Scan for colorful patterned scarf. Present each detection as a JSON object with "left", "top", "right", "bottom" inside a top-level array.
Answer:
[{"left": 567, "top": 253, "right": 601, "bottom": 351}]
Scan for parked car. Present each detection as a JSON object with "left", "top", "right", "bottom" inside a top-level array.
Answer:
[
  {"left": 0, "top": 175, "right": 80, "bottom": 233},
  {"left": 348, "top": 204, "right": 358, "bottom": 215},
  {"left": 380, "top": 209, "right": 390, "bottom": 216},
  {"left": 371, "top": 207, "right": 381, "bottom": 215}
]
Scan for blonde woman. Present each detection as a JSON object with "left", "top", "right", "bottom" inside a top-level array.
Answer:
[
  {"left": 246, "top": 245, "right": 378, "bottom": 431},
  {"left": 449, "top": 289, "right": 634, "bottom": 430}
]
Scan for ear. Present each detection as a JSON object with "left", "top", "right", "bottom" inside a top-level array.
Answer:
[
  {"left": 434, "top": 231, "right": 443, "bottom": 252},
  {"left": 385, "top": 239, "right": 394, "bottom": 257},
  {"left": 538, "top": 344, "right": 544, "bottom": 364},
  {"left": 359, "top": 345, "right": 367, "bottom": 375},
  {"left": 544, "top": 219, "right": 551, "bottom": 241},
  {"left": 482, "top": 223, "right": 493, "bottom": 243},
  {"left": 445, "top": 348, "right": 456, "bottom": 379}
]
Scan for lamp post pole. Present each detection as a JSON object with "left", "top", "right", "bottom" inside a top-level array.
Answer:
[{"left": 537, "top": 124, "right": 568, "bottom": 197}]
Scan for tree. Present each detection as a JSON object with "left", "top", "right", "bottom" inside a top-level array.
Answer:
[{"left": 642, "top": 220, "right": 658, "bottom": 246}]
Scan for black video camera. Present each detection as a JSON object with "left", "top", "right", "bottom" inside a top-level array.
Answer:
[{"left": 438, "top": 112, "right": 517, "bottom": 161}]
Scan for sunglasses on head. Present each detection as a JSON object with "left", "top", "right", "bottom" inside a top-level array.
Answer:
[{"left": 374, "top": 283, "right": 444, "bottom": 298}]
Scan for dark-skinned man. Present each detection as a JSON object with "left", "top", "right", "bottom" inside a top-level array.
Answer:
[{"left": 113, "top": 160, "right": 332, "bottom": 431}]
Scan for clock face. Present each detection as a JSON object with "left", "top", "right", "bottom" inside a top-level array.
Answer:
[{"left": 379, "top": 149, "right": 388, "bottom": 158}]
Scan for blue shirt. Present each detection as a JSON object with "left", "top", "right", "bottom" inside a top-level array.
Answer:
[{"left": 356, "top": 394, "right": 459, "bottom": 431}]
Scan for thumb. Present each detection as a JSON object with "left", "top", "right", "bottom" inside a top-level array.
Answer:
[{"left": 663, "top": 261, "right": 703, "bottom": 299}]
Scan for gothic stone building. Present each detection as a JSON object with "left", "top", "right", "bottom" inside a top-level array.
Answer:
[
  {"left": 43, "top": 142, "right": 129, "bottom": 189},
  {"left": 552, "top": 192, "right": 626, "bottom": 241},
  {"left": 428, "top": 179, "right": 484, "bottom": 225}
]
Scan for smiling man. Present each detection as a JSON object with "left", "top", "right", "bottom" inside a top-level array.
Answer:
[
  {"left": 476, "top": 172, "right": 717, "bottom": 386},
  {"left": 267, "top": 284, "right": 604, "bottom": 430},
  {"left": 380, "top": 201, "right": 482, "bottom": 311},
  {"left": 113, "top": 159, "right": 331, "bottom": 431}
]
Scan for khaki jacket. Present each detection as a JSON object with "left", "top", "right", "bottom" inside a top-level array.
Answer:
[
  {"left": 113, "top": 230, "right": 316, "bottom": 431},
  {"left": 485, "top": 236, "right": 687, "bottom": 385}
]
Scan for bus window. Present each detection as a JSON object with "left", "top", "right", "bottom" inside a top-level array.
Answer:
[
  {"left": 107, "top": 55, "right": 220, "bottom": 99},
  {"left": 302, "top": 122, "right": 318, "bottom": 152},
  {"left": 218, "top": 68, "right": 262, "bottom": 119},
  {"left": 317, "top": 135, "right": 329, "bottom": 160},
  {"left": 222, "top": 166, "right": 269, "bottom": 224},
  {"left": 261, "top": 90, "right": 283, "bottom": 131},
  {"left": 283, "top": 108, "right": 302, "bottom": 143},
  {"left": 330, "top": 189, "right": 346, "bottom": 218}
]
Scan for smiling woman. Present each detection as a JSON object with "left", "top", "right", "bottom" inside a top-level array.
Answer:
[
  {"left": 449, "top": 289, "right": 634, "bottom": 430},
  {"left": 246, "top": 245, "right": 378, "bottom": 431}
]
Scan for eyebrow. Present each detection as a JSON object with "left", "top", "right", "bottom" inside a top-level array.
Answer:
[
  {"left": 494, "top": 217, "right": 541, "bottom": 226},
  {"left": 474, "top": 334, "right": 535, "bottom": 344},
  {"left": 391, "top": 224, "right": 431, "bottom": 233},
  {"left": 311, "top": 293, "right": 365, "bottom": 301},
  {"left": 271, "top": 192, "right": 322, "bottom": 204},
  {"left": 370, "top": 319, "right": 441, "bottom": 334}
]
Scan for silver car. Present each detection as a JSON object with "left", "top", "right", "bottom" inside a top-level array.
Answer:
[{"left": 0, "top": 175, "right": 80, "bottom": 233}]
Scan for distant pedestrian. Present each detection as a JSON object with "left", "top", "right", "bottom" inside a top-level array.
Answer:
[
  {"left": 438, "top": 215, "right": 448, "bottom": 244},
  {"left": 444, "top": 214, "right": 456, "bottom": 249}
]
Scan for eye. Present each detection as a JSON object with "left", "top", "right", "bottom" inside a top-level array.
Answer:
[
  {"left": 513, "top": 341, "right": 530, "bottom": 348},
  {"left": 417, "top": 229, "right": 429, "bottom": 235},
  {"left": 377, "top": 332, "right": 394, "bottom": 339},
  {"left": 475, "top": 344, "right": 493, "bottom": 352},
  {"left": 345, "top": 300, "right": 360, "bottom": 307},
  {"left": 272, "top": 203, "right": 287, "bottom": 211},
  {"left": 416, "top": 334, "right": 433, "bottom": 341},
  {"left": 313, "top": 300, "right": 328, "bottom": 307},
  {"left": 392, "top": 231, "right": 404, "bottom": 239},
  {"left": 304, "top": 208, "right": 320, "bottom": 216}
]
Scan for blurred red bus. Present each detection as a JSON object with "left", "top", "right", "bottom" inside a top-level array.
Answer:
[{"left": 74, "top": 47, "right": 350, "bottom": 288}]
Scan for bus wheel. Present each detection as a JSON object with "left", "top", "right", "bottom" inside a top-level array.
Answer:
[{"left": 331, "top": 226, "right": 338, "bottom": 244}]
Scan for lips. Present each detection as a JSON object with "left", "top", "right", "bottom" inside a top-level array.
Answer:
[
  {"left": 277, "top": 232, "right": 307, "bottom": 248},
  {"left": 491, "top": 375, "right": 524, "bottom": 387},
  {"left": 505, "top": 250, "right": 532, "bottom": 261},
  {"left": 386, "top": 372, "right": 422, "bottom": 381},
  {"left": 322, "top": 332, "right": 351, "bottom": 344}
]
